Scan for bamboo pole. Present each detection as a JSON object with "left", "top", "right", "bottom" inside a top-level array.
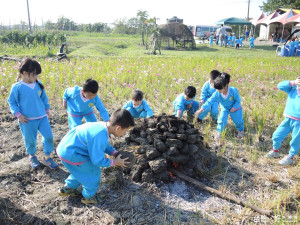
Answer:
[{"left": 170, "top": 168, "right": 273, "bottom": 216}]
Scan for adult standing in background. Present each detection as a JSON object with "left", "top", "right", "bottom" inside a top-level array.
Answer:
[
  {"left": 219, "top": 25, "right": 226, "bottom": 47},
  {"left": 245, "top": 27, "right": 249, "bottom": 41}
]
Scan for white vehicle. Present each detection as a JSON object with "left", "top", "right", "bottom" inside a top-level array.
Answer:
[{"left": 189, "top": 25, "right": 232, "bottom": 40}]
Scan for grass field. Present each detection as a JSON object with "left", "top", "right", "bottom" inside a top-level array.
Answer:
[{"left": 0, "top": 32, "right": 299, "bottom": 224}]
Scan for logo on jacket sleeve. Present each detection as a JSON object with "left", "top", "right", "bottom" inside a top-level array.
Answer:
[
  {"left": 38, "top": 90, "right": 42, "bottom": 96},
  {"left": 88, "top": 103, "right": 94, "bottom": 107}
]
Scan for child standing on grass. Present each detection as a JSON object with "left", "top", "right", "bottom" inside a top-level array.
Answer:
[
  {"left": 63, "top": 79, "right": 109, "bottom": 130},
  {"left": 173, "top": 86, "right": 200, "bottom": 122},
  {"left": 7, "top": 58, "right": 59, "bottom": 169},
  {"left": 123, "top": 90, "right": 153, "bottom": 118},
  {"left": 209, "top": 33, "right": 214, "bottom": 46},
  {"left": 196, "top": 73, "right": 244, "bottom": 142},
  {"left": 57, "top": 109, "right": 134, "bottom": 204},
  {"left": 240, "top": 37, "right": 244, "bottom": 47},
  {"left": 265, "top": 77, "right": 300, "bottom": 166},
  {"left": 197, "top": 70, "right": 220, "bottom": 123},
  {"left": 235, "top": 38, "right": 240, "bottom": 49},
  {"left": 249, "top": 35, "right": 255, "bottom": 49}
]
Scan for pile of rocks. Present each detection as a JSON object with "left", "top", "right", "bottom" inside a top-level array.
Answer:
[{"left": 123, "top": 114, "right": 213, "bottom": 183}]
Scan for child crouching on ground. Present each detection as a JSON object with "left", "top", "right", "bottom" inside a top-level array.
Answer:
[
  {"left": 265, "top": 76, "right": 300, "bottom": 166},
  {"left": 197, "top": 70, "right": 220, "bottom": 123},
  {"left": 173, "top": 86, "right": 200, "bottom": 122},
  {"left": 57, "top": 109, "right": 134, "bottom": 204},
  {"left": 123, "top": 89, "right": 153, "bottom": 118},
  {"left": 196, "top": 73, "right": 245, "bottom": 143},
  {"left": 63, "top": 79, "right": 109, "bottom": 130}
]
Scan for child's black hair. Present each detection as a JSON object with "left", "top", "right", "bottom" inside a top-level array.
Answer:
[
  {"left": 110, "top": 109, "right": 135, "bottom": 128},
  {"left": 83, "top": 79, "right": 99, "bottom": 94},
  {"left": 132, "top": 90, "right": 143, "bottom": 101},
  {"left": 214, "top": 73, "right": 231, "bottom": 90},
  {"left": 209, "top": 70, "right": 221, "bottom": 80},
  {"left": 184, "top": 86, "right": 196, "bottom": 98},
  {"left": 18, "top": 58, "right": 44, "bottom": 89}
]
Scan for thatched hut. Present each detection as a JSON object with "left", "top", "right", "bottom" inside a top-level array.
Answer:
[{"left": 150, "top": 22, "right": 196, "bottom": 49}]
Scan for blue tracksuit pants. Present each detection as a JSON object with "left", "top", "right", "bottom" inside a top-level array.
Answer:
[
  {"left": 174, "top": 100, "right": 200, "bottom": 118},
  {"left": 198, "top": 101, "right": 219, "bottom": 120},
  {"left": 62, "top": 160, "right": 101, "bottom": 199},
  {"left": 217, "top": 108, "right": 244, "bottom": 133},
  {"left": 127, "top": 107, "right": 147, "bottom": 118},
  {"left": 68, "top": 113, "right": 97, "bottom": 130},
  {"left": 273, "top": 117, "right": 300, "bottom": 157},
  {"left": 19, "top": 116, "right": 53, "bottom": 156}
]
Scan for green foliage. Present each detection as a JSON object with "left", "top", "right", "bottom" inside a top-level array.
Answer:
[
  {"left": 0, "top": 31, "right": 66, "bottom": 47},
  {"left": 260, "top": 0, "right": 300, "bottom": 13}
]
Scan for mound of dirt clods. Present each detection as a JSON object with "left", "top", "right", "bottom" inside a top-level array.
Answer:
[{"left": 114, "top": 114, "right": 215, "bottom": 184}]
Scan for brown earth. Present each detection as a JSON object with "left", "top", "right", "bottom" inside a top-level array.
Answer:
[{"left": 0, "top": 108, "right": 299, "bottom": 224}]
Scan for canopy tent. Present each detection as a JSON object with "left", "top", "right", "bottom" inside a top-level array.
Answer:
[
  {"left": 284, "top": 13, "right": 300, "bottom": 25},
  {"left": 216, "top": 17, "right": 252, "bottom": 25},
  {"left": 216, "top": 17, "right": 252, "bottom": 38},
  {"left": 256, "top": 11, "right": 279, "bottom": 26},
  {"left": 269, "top": 9, "right": 297, "bottom": 25},
  {"left": 279, "top": 8, "right": 300, "bottom": 14},
  {"left": 250, "top": 12, "right": 265, "bottom": 26}
]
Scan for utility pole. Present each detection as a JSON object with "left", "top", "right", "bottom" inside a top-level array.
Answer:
[
  {"left": 247, "top": 0, "right": 250, "bottom": 20},
  {"left": 26, "top": 0, "right": 32, "bottom": 33}
]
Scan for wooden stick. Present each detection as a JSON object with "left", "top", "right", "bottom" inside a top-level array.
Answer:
[
  {"left": 170, "top": 168, "right": 273, "bottom": 216},
  {"left": 0, "top": 56, "right": 22, "bottom": 62}
]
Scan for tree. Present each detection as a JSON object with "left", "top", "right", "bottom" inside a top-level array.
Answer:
[
  {"left": 260, "top": 0, "right": 300, "bottom": 13},
  {"left": 56, "top": 17, "right": 77, "bottom": 31},
  {"left": 112, "top": 18, "right": 131, "bottom": 35},
  {"left": 44, "top": 20, "right": 55, "bottom": 30},
  {"left": 136, "top": 10, "right": 149, "bottom": 45}
]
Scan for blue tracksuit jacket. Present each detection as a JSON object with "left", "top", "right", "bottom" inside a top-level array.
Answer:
[
  {"left": 173, "top": 93, "right": 199, "bottom": 118},
  {"left": 123, "top": 100, "right": 153, "bottom": 118},
  {"left": 8, "top": 81, "right": 50, "bottom": 118},
  {"left": 63, "top": 86, "right": 109, "bottom": 120},
  {"left": 198, "top": 81, "right": 219, "bottom": 120}
]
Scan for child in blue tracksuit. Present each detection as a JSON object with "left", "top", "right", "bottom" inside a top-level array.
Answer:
[
  {"left": 7, "top": 58, "right": 58, "bottom": 169},
  {"left": 265, "top": 77, "right": 300, "bottom": 166},
  {"left": 235, "top": 38, "right": 240, "bottom": 49},
  {"left": 225, "top": 34, "right": 229, "bottom": 47},
  {"left": 173, "top": 86, "right": 200, "bottom": 122},
  {"left": 57, "top": 109, "right": 134, "bottom": 204},
  {"left": 197, "top": 70, "right": 220, "bottom": 123},
  {"left": 240, "top": 37, "right": 244, "bottom": 47},
  {"left": 123, "top": 90, "right": 153, "bottom": 118},
  {"left": 63, "top": 79, "right": 109, "bottom": 130},
  {"left": 196, "top": 73, "right": 245, "bottom": 143},
  {"left": 249, "top": 35, "right": 255, "bottom": 49},
  {"left": 231, "top": 33, "right": 236, "bottom": 47},
  {"left": 209, "top": 33, "right": 214, "bottom": 46}
]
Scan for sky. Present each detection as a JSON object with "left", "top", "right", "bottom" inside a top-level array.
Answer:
[{"left": 0, "top": 0, "right": 265, "bottom": 26}]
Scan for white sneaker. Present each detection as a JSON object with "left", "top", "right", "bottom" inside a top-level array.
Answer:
[
  {"left": 237, "top": 131, "right": 245, "bottom": 139},
  {"left": 264, "top": 150, "right": 280, "bottom": 159},
  {"left": 278, "top": 155, "right": 294, "bottom": 166}
]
